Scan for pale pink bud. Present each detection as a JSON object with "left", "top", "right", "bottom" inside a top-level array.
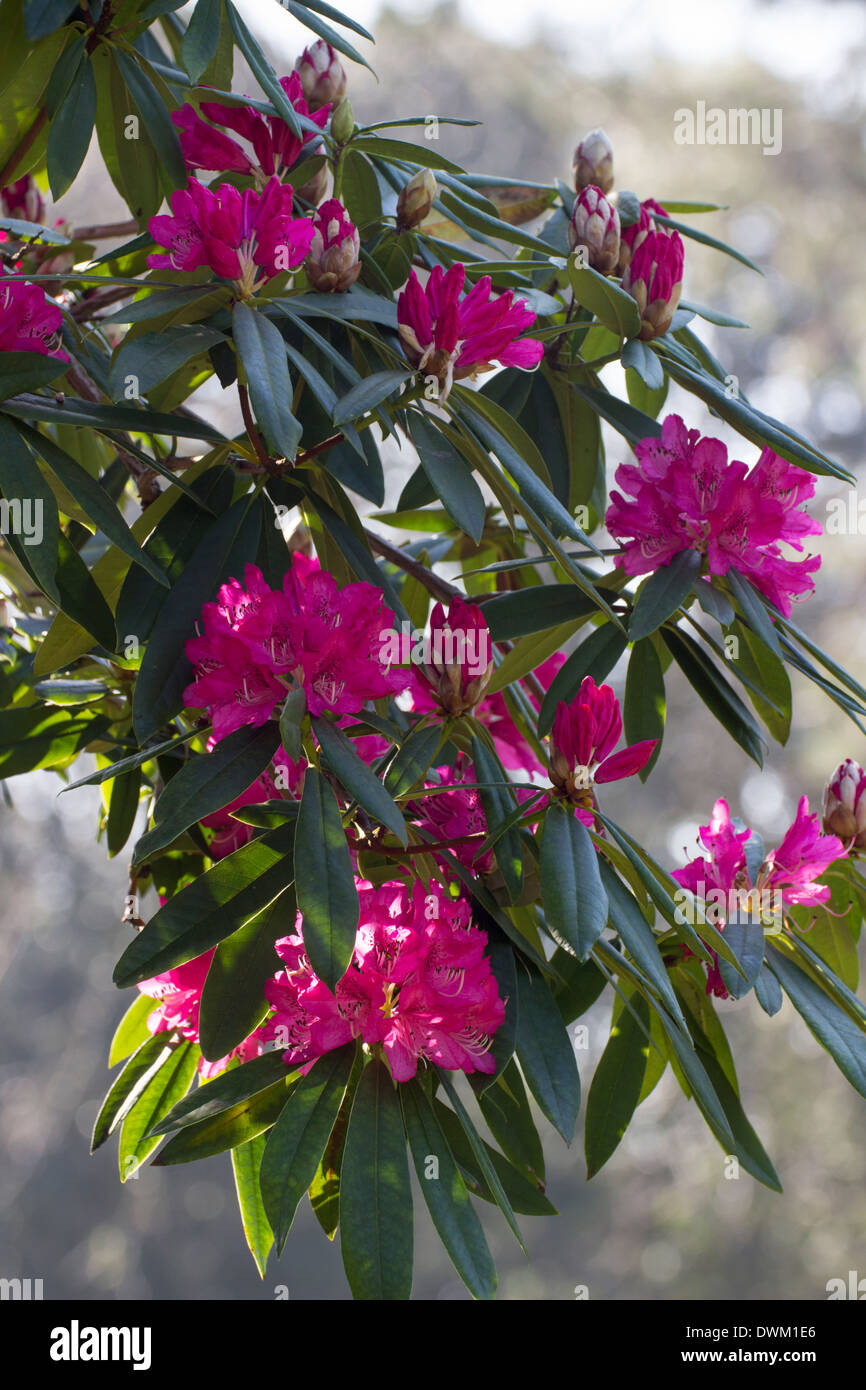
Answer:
[
  {"left": 305, "top": 198, "right": 361, "bottom": 292},
  {"left": 823, "top": 758, "right": 866, "bottom": 848},
  {"left": 573, "top": 128, "right": 614, "bottom": 194},
  {"left": 294, "top": 40, "right": 347, "bottom": 113},
  {"left": 568, "top": 185, "right": 621, "bottom": 275},
  {"left": 423, "top": 598, "right": 493, "bottom": 717},
  {"left": 396, "top": 168, "right": 438, "bottom": 231}
]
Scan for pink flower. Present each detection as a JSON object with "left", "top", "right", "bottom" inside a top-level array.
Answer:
[
  {"left": 621, "top": 228, "right": 684, "bottom": 339},
  {"left": 420, "top": 596, "right": 494, "bottom": 716},
  {"left": 0, "top": 271, "right": 68, "bottom": 359},
  {"left": 137, "top": 948, "right": 264, "bottom": 1078},
  {"left": 606, "top": 414, "right": 822, "bottom": 616},
  {"left": 548, "top": 675, "right": 657, "bottom": 809},
  {"left": 822, "top": 758, "right": 866, "bottom": 849},
  {"left": 294, "top": 40, "right": 347, "bottom": 112},
  {"left": 173, "top": 71, "right": 330, "bottom": 180},
  {"left": 572, "top": 128, "right": 613, "bottom": 194},
  {"left": 147, "top": 176, "right": 315, "bottom": 294},
  {"left": 569, "top": 185, "right": 621, "bottom": 275},
  {"left": 183, "top": 556, "right": 409, "bottom": 740},
  {"left": 672, "top": 796, "right": 845, "bottom": 997},
  {"left": 263, "top": 880, "right": 505, "bottom": 1081},
  {"left": 397, "top": 262, "right": 543, "bottom": 400},
  {"left": 304, "top": 198, "right": 360, "bottom": 292},
  {"left": 411, "top": 759, "right": 494, "bottom": 874}
]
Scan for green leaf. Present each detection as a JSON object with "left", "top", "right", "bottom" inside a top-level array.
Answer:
[
  {"left": 409, "top": 411, "right": 485, "bottom": 543},
  {"left": 233, "top": 302, "right": 302, "bottom": 460},
  {"left": 109, "top": 325, "right": 224, "bottom": 401},
  {"left": 470, "top": 735, "right": 523, "bottom": 903},
  {"left": 0, "top": 394, "right": 228, "bottom": 443},
  {"left": 629, "top": 550, "right": 701, "bottom": 643},
  {"left": 106, "top": 765, "right": 141, "bottom": 857},
  {"left": 552, "top": 949, "right": 607, "bottom": 1024},
  {"left": 585, "top": 991, "right": 651, "bottom": 1176},
  {"left": 662, "top": 626, "right": 766, "bottom": 766},
  {"left": 623, "top": 638, "right": 665, "bottom": 781},
  {"left": 433, "top": 1099, "right": 556, "bottom": 1216},
  {"left": 515, "top": 964, "right": 581, "bottom": 1143},
  {"left": 540, "top": 801, "right": 608, "bottom": 960},
  {"left": 572, "top": 383, "right": 662, "bottom": 448},
  {"left": 654, "top": 213, "right": 762, "bottom": 274},
  {"left": 313, "top": 715, "right": 407, "bottom": 846},
  {"left": 726, "top": 567, "right": 782, "bottom": 658},
  {"left": 108, "top": 993, "right": 157, "bottom": 1068},
  {"left": 225, "top": 1, "right": 303, "bottom": 137},
  {"left": 113, "top": 823, "right": 296, "bottom": 986},
  {"left": 46, "top": 55, "right": 96, "bottom": 200},
  {"left": 0, "top": 705, "right": 108, "bottom": 778},
  {"left": 150, "top": 1051, "right": 293, "bottom": 1136},
  {"left": 599, "top": 861, "right": 688, "bottom": 1031},
  {"left": 231, "top": 1133, "right": 274, "bottom": 1277},
  {"left": 351, "top": 134, "right": 464, "bottom": 173},
  {"left": 567, "top": 262, "right": 641, "bottom": 339},
  {"left": 728, "top": 618, "right": 791, "bottom": 746},
  {"left": 181, "top": 0, "right": 222, "bottom": 85},
  {"left": 754, "top": 964, "right": 783, "bottom": 1017},
  {"left": 718, "top": 913, "right": 766, "bottom": 1000},
  {"left": 260, "top": 1044, "right": 356, "bottom": 1253},
  {"left": 402, "top": 1081, "right": 496, "bottom": 1299},
  {"left": 113, "top": 48, "right": 186, "bottom": 191},
  {"left": 119, "top": 1040, "right": 198, "bottom": 1179},
  {"left": 152, "top": 1074, "right": 296, "bottom": 1164},
  {"left": 294, "top": 769, "right": 359, "bottom": 990},
  {"left": 132, "top": 723, "right": 281, "bottom": 867},
  {"left": 438, "top": 1073, "right": 525, "bottom": 1253},
  {"left": 484, "top": 585, "right": 596, "bottom": 642},
  {"left": 0, "top": 350, "right": 67, "bottom": 399},
  {"left": 132, "top": 494, "right": 261, "bottom": 741},
  {"left": 474, "top": 1059, "right": 545, "bottom": 1182},
  {"left": 340, "top": 1059, "right": 413, "bottom": 1300},
  {"left": 199, "top": 889, "right": 296, "bottom": 1062},
  {"left": 332, "top": 369, "right": 412, "bottom": 427},
  {"left": 621, "top": 338, "right": 664, "bottom": 390},
  {"left": 384, "top": 722, "right": 443, "bottom": 798},
  {"left": 767, "top": 946, "right": 866, "bottom": 1098},
  {"left": 92, "top": 1035, "right": 177, "bottom": 1152},
  {"left": 0, "top": 414, "right": 61, "bottom": 601}
]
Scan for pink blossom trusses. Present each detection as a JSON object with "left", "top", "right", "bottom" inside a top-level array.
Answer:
[
  {"left": 172, "top": 71, "right": 330, "bottom": 180},
  {"left": 200, "top": 745, "right": 306, "bottom": 860},
  {"left": 0, "top": 269, "right": 68, "bottom": 359},
  {"left": 606, "top": 413, "right": 822, "bottom": 616},
  {"left": 183, "top": 555, "right": 409, "bottom": 742},
  {"left": 262, "top": 880, "right": 506, "bottom": 1081}
]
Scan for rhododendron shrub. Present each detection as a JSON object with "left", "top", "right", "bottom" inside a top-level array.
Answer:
[{"left": 1, "top": 0, "right": 865, "bottom": 1304}]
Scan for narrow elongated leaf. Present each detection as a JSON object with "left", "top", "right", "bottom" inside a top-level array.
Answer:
[
  {"left": 475, "top": 1059, "right": 545, "bottom": 1182},
  {"left": 599, "top": 860, "right": 687, "bottom": 1030},
  {"left": 113, "top": 823, "right": 296, "bottom": 986},
  {"left": 623, "top": 637, "right": 665, "bottom": 781},
  {"left": 0, "top": 705, "right": 109, "bottom": 778},
  {"left": 46, "top": 56, "right": 96, "bottom": 199},
  {"left": 231, "top": 1133, "right": 274, "bottom": 1277},
  {"left": 113, "top": 49, "right": 186, "bottom": 189},
  {"left": 152, "top": 1075, "right": 296, "bottom": 1164},
  {"left": 515, "top": 964, "right": 581, "bottom": 1143},
  {"left": 663, "top": 626, "right": 765, "bottom": 766},
  {"left": 226, "top": 1, "right": 303, "bottom": 136},
  {"left": 0, "top": 414, "right": 61, "bottom": 601},
  {"left": 439, "top": 1073, "right": 525, "bottom": 1253},
  {"left": 540, "top": 801, "right": 608, "bottom": 960},
  {"left": 767, "top": 946, "right": 866, "bottom": 1097},
  {"left": 108, "top": 993, "right": 156, "bottom": 1068},
  {"left": 484, "top": 585, "right": 596, "bottom": 641},
  {"left": 384, "top": 723, "right": 443, "bottom": 798},
  {"left": 585, "top": 992, "right": 651, "bottom": 1177},
  {"left": 233, "top": 302, "right": 302, "bottom": 460},
  {"left": 433, "top": 1100, "right": 555, "bottom": 1216},
  {"left": 132, "top": 723, "right": 281, "bottom": 866},
  {"left": 91, "top": 1035, "right": 176, "bottom": 1152},
  {"left": 409, "top": 410, "right": 485, "bottom": 542},
  {"left": 340, "top": 1060, "right": 413, "bottom": 1300},
  {"left": 260, "top": 1044, "right": 355, "bottom": 1253},
  {"left": 537, "top": 624, "right": 628, "bottom": 735},
  {"left": 402, "top": 1082, "right": 497, "bottom": 1299},
  {"left": 567, "top": 262, "right": 641, "bottom": 339},
  {"left": 119, "top": 1041, "right": 198, "bottom": 1179},
  {"left": 181, "top": 0, "right": 222, "bottom": 84},
  {"left": 199, "top": 889, "right": 297, "bottom": 1062},
  {"left": 629, "top": 549, "right": 701, "bottom": 642},
  {"left": 109, "top": 325, "right": 224, "bottom": 401},
  {"left": 718, "top": 913, "right": 766, "bottom": 1000},
  {"left": 332, "top": 369, "right": 411, "bottom": 426},
  {"left": 313, "top": 715, "right": 406, "bottom": 845},
  {"left": 150, "top": 1051, "right": 293, "bottom": 1136},
  {"left": 294, "top": 769, "right": 359, "bottom": 990}
]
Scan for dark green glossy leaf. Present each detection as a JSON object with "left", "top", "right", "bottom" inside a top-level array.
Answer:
[
  {"left": 540, "top": 801, "right": 608, "bottom": 960},
  {"left": 629, "top": 549, "right": 701, "bottom": 643},
  {"left": 515, "top": 964, "right": 581, "bottom": 1143},
  {"left": 585, "top": 991, "right": 651, "bottom": 1177},
  {"left": 313, "top": 715, "right": 406, "bottom": 845},
  {"left": 340, "top": 1059, "right": 413, "bottom": 1300},
  {"left": 294, "top": 769, "right": 359, "bottom": 990},
  {"left": 199, "top": 889, "right": 296, "bottom": 1062}
]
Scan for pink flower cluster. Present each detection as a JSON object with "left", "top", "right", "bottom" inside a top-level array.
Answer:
[
  {"left": 173, "top": 71, "right": 330, "bottom": 181},
  {"left": 184, "top": 554, "right": 407, "bottom": 742},
  {"left": 397, "top": 262, "right": 544, "bottom": 400},
  {"left": 0, "top": 269, "right": 68, "bottom": 360},
  {"left": 673, "top": 796, "right": 845, "bottom": 997},
  {"left": 148, "top": 176, "right": 315, "bottom": 292},
  {"left": 262, "top": 880, "right": 505, "bottom": 1081},
  {"left": 606, "top": 413, "right": 822, "bottom": 615},
  {"left": 138, "top": 948, "right": 264, "bottom": 1080}
]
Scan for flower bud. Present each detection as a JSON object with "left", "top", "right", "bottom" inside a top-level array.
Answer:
[
  {"left": 396, "top": 168, "right": 438, "bottom": 231},
  {"left": 618, "top": 197, "right": 669, "bottom": 274},
  {"left": 572, "top": 127, "right": 614, "bottom": 194},
  {"left": 294, "top": 40, "right": 347, "bottom": 113},
  {"left": 330, "top": 97, "right": 354, "bottom": 145},
  {"left": 568, "top": 185, "right": 621, "bottom": 275},
  {"left": 822, "top": 758, "right": 866, "bottom": 848},
  {"left": 0, "top": 174, "right": 44, "bottom": 224},
  {"left": 621, "top": 229, "right": 684, "bottom": 340},
  {"left": 305, "top": 198, "right": 360, "bottom": 292},
  {"left": 297, "top": 161, "right": 331, "bottom": 207},
  {"left": 423, "top": 598, "right": 493, "bottom": 717}
]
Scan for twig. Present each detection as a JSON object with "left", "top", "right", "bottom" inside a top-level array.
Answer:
[
  {"left": 74, "top": 219, "right": 139, "bottom": 242},
  {"left": 364, "top": 527, "right": 462, "bottom": 603},
  {"left": 238, "top": 383, "right": 277, "bottom": 475}
]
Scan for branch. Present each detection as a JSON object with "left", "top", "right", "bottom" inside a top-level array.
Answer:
[
  {"left": 74, "top": 219, "right": 139, "bottom": 242},
  {"left": 70, "top": 285, "right": 136, "bottom": 322},
  {"left": 237, "top": 383, "right": 277, "bottom": 475},
  {"left": 363, "top": 527, "right": 462, "bottom": 603}
]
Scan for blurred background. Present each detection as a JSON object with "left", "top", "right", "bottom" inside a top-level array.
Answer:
[{"left": 1, "top": 0, "right": 865, "bottom": 1300}]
